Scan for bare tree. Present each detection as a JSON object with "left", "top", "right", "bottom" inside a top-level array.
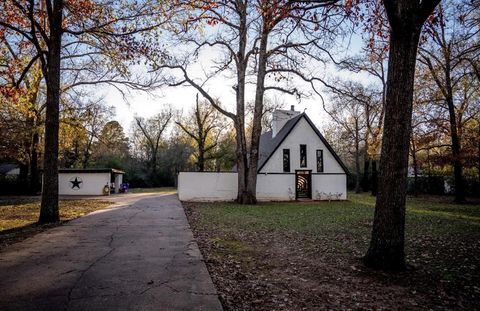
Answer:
[
  {"left": 159, "top": 0, "right": 344, "bottom": 203},
  {"left": 324, "top": 81, "right": 372, "bottom": 193},
  {"left": 133, "top": 108, "right": 173, "bottom": 181},
  {"left": 337, "top": 47, "right": 387, "bottom": 194},
  {"left": 0, "top": 0, "right": 171, "bottom": 222},
  {"left": 176, "top": 95, "right": 228, "bottom": 171},
  {"left": 418, "top": 0, "right": 480, "bottom": 203},
  {"left": 78, "top": 99, "right": 114, "bottom": 168}
]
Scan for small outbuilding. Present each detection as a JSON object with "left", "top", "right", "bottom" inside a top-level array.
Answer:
[{"left": 56, "top": 168, "right": 124, "bottom": 196}]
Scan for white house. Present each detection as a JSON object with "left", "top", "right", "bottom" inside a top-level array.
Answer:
[
  {"left": 0, "top": 164, "right": 20, "bottom": 178},
  {"left": 178, "top": 107, "right": 348, "bottom": 201},
  {"left": 54, "top": 168, "right": 124, "bottom": 196}
]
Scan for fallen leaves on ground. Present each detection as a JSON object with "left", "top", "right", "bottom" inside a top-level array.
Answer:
[{"left": 184, "top": 194, "right": 480, "bottom": 310}]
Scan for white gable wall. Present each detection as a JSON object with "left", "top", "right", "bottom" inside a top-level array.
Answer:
[{"left": 260, "top": 117, "right": 345, "bottom": 174}]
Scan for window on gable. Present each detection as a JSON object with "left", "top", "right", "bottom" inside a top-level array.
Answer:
[
  {"left": 283, "top": 149, "right": 290, "bottom": 172},
  {"left": 316, "top": 149, "right": 324, "bottom": 172},
  {"left": 300, "top": 144, "right": 307, "bottom": 167}
]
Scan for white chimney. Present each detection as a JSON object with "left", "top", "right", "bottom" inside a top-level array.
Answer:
[{"left": 272, "top": 105, "right": 300, "bottom": 138}]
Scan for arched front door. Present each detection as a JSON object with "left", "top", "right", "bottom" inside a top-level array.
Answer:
[{"left": 295, "top": 170, "right": 311, "bottom": 199}]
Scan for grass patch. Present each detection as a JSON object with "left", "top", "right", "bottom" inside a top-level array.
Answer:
[
  {"left": 128, "top": 187, "right": 177, "bottom": 194},
  {"left": 185, "top": 192, "right": 480, "bottom": 310},
  {"left": 0, "top": 198, "right": 113, "bottom": 250}
]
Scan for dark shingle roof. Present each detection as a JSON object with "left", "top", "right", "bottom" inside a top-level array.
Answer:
[
  {"left": 233, "top": 113, "right": 349, "bottom": 174},
  {"left": 257, "top": 113, "right": 303, "bottom": 169}
]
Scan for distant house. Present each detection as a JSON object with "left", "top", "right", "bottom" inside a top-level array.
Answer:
[
  {"left": 178, "top": 106, "right": 348, "bottom": 201},
  {"left": 0, "top": 164, "right": 20, "bottom": 179}
]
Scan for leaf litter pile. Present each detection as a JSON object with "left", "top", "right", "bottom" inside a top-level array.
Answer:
[{"left": 184, "top": 194, "right": 480, "bottom": 310}]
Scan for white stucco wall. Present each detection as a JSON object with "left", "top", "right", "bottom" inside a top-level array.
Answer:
[
  {"left": 58, "top": 172, "right": 110, "bottom": 196},
  {"left": 256, "top": 174, "right": 295, "bottom": 201},
  {"left": 312, "top": 174, "right": 347, "bottom": 200},
  {"left": 178, "top": 172, "right": 347, "bottom": 202},
  {"left": 178, "top": 116, "right": 348, "bottom": 202},
  {"left": 260, "top": 117, "right": 345, "bottom": 174},
  {"left": 178, "top": 172, "right": 238, "bottom": 201}
]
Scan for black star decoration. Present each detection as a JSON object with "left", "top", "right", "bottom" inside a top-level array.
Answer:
[{"left": 70, "top": 177, "right": 82, "bottom": 189}]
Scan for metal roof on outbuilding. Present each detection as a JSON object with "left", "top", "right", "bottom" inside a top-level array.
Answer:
[{"left": 58, "top": 168, "right": 125, "bottom": 174}]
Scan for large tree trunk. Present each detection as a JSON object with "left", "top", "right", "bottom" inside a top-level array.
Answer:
[
  {"left": 30, "top": 129, "right": 40, "bottom": 194},
  {"left": 362, "top": 160, "right": 370, "bottom": 192},
  {"left": 364, "top": 16, "right": 423, "bottom": 271},
  {"left": 438, "top": 39, "right": 466, "bottom": 203},
  {"left": 234, "top": 2, "right": 254, "bottom": 204},
  {"left": 371, "top": 160, "right": 378, "bottom": 196},
  {"left": 475, "top": 120, "right": 480, "bottom": 196},
  {"left": 39, "top": 0, "right": 63, "bottom": 223},
  {"left": 245, "top": 30, "right": 269, "bottom": 204},
  {"left": 446, "top": 97, "right": 465, "bottom": 203},
  {"left": 410, "top": 136, "right": 419, "bottom": 197},
  {"left": 82, "top": 137, "right": 93, "bottom": 169},
  {"left": 198, "top": 141, "right": 205, "bottom": 172},
  {"left": 235, "top": 122, "right": 251, "bottom": 203},
  {"left": 24, "top": 115, "right": 39, "bottom": 194},
  {"left": 354, "top": 119, "right": 361, "bottom": 193}
]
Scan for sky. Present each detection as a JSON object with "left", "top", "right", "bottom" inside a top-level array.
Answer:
[
  {"left": 101, "top": 34, "right": 367, "bottom": 137},
  {"left": 104, "top": 78, "right": 330, "bottom": 134}
]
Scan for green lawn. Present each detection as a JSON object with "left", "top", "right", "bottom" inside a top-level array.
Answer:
[
  {"left": 185, "top": 193, "right": 480, "bottom": 310},
  {"left": 128, "top": 187, "right": 177, "bottom": 194}
]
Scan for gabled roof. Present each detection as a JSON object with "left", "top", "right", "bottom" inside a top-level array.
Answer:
[
  {"left": 257, "top": 114, "right": 303, "bottom": 170},
  {"left": 257, "top": 113, "right": 349, "bottom": 174}
]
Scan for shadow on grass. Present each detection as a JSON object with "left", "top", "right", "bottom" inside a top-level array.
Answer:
[{"left": 0, "top": 221, "right": 61, "bottom": 251}]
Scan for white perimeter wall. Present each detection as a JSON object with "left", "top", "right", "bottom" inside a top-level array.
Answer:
[
  {"left": 178, "top": 172, "right": 238, "bottom": 201},
  {"left": 178, "top": 172, "right": 346, "bottom": 202},
  {"left": 58, "top": 173, "right": 110, "bottom": 196},
  {"left": 312, "top": 174, "right": 347, "bottom": 200}
]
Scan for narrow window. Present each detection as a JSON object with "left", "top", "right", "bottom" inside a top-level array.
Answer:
[
  {"left": 283, "top": 149, "right": 290, "bottom": 172},
  {"left": 316, "top": 149, "right": 324, "bottom": 172},
  {"left": 300, "top": 144, "right": 307, "bottom": 167}
]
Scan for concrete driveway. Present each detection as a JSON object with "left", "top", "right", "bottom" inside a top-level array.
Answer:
[{"left": 0, "top": 194, "right": 222, "bottom": 311}]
